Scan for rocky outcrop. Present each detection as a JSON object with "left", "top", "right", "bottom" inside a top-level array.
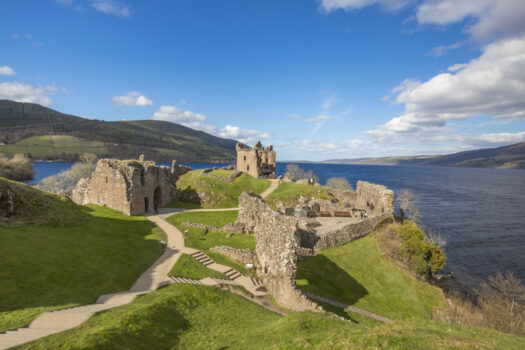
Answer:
[
  {"left": 210, "top": 246, "right": 256, "bottom": 266},
  {"left": 237, "top": 193, "right": 321, "bottom": 312},
  {"left": 0, "top": 183, "right": 20, "bottom": 217}
]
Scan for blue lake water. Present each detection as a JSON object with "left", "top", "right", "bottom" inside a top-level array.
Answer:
[{"left": 27, "top": 161, "right": 525, "bottom": 292}]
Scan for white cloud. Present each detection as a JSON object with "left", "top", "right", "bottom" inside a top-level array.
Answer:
[
  {"left": 304, "top": 114, "right": 331, "bottom": 123},
  {"left": 24, "top": 34, "right": 32, "bottom": 39},
  {"left": 0, "top": 66, "right": 15, "bottom": 76},
  {"left": 457, "top": 131, "right": 525, "bottom": 147},
  {"left": 152, "top": 105, "right": 207, "bottom": 123},
  {"left": 319, "top": 0, "right": 413, "bottom": 13},
  {"left": 219, "top": 125, "right": 271, "bottom": 144},
  {"left": 0, "top": 82, "right": 58, "bottom": 106},
  {"left": 91, "top": 0, "right": 130, "bottom": 18},
  {"left": 11, "top": 34, "right": 19, "bottom": 39},
  {"left": 426, "top": 41, "right": 465, "bottom": 57},
  {"left": 112, "top": 92, "right": 153, "bottom": 107},
  {"left": 416, "top": 0, "right": 525, "bottom": 40}
]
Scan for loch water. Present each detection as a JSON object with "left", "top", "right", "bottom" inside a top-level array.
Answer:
[{"left": 28, "top": 161, "right": 525, "bottom": 293}]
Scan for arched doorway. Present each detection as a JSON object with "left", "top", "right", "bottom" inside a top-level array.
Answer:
[{"left": 154, "top": 186, "right": 162, "bottom": 209}]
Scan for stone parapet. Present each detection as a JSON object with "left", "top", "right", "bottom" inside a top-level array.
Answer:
[{"left": 356, "top": 181, "right": 395, "bottom": 215}]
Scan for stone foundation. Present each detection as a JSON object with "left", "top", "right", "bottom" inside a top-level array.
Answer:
[
  {"left": 210, "top": 246, "right": 257, "bottom": 266},
  {"left": 356, "top": 181, "right": 394, "bottom": 215}
]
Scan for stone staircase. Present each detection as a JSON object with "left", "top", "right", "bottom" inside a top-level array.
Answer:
[
  {"left": 249, "top": 277, "right": 263, "bottom": 287},
  {"left": 169, "top": 276, "right": 202, "bottom": 284},
  {"left": 223, "top": 268, "right": 242, "bottom": 280},
  {"left": 190, "top": 251, "right": 214, "bottom": 266}
]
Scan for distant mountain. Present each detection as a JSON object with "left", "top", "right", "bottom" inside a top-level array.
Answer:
[
  {"left": 0, "top": 100, "right": 237, "bottom": 162},
  {"left": 322, "top": 142, "right": 525, "bottom": 170}
]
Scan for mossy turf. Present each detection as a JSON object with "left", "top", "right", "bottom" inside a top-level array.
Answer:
[
  {"left": 20, "top": 284, "right": 525, "bottom": 350},
  {"left": 168, "top": 170, "right": 270, "bottom": 208},
  {"left": 169, "top": 254, "right": 227, "bottom": 280},
  {"left": 0, "top": 204, "right": 165, "bottom": 332},
  {"left": 264, "top": 181, "right": 332, "bottom": 209},
  {"left": 166, "top": 210, "right": 255, "bottom": 276},
  {"left": 296, "top": 230, "right": 446, "bottom": 321}
]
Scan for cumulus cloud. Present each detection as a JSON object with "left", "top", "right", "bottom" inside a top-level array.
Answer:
[
  {"left": 0, "top": 82, "right": 58, "bottom": 106},
  {"left": 457, "top": 131, "right": 525, "bottom": 147},
  {"left": 112, "top": 92, "right": 153, "bottom": 107},
  {"left": 0, "top": 66, "right": 15, "bottom": 76},
  {"left": 367, "top": 35, "right": 525, "bottom": 145},
  {"left": 416, "top": 0, "right": 525, "bottom": 40},
  {"left": 319, "top": 0, "right": 413, "bottom": 13},
  {"left": 219, "top": 125, "right": 271, "bottom": 144},
  {"left": 151, "top": 105, "right": 207, "bottom": 123}
]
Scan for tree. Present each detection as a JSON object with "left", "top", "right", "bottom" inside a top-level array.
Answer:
[
  {"left": 36, "top": 153, "right": 97, "bottom": 194},
  {"left": 285, "top": 164, "right": 319, "bottom": 183},
  {"left": 0, "top": 153, "right": 34, "bottom": 181},
  {"left": 396, "top": 189, "right": 420, "bottom": 224},
  {"left": 325, "top": 177, "right": 353, "bottom": 191}
]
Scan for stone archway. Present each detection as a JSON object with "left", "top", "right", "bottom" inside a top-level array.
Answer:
[{"left": 154, "top": 186, "right": 162, "bottom": 208}]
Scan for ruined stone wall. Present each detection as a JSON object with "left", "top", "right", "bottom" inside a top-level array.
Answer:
[
  {"left": 238, "top": 193, "right": 320, "bottom": 312},
  {"left": 312, "top": 215, "right": 389, "bottom": 254},
  {"left": 356, "top": 181, "right": 395, "bottom": 215},
  {"left": 72, "top": 158, "right": 180, "bottom": 215},
  {"left": 210, "top": 246, "right": 256, "bottom": 266},
  {"left": 236, "top": 142, "right": 276, "bottom": 179}
]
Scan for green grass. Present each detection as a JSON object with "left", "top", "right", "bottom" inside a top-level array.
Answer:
[
  {"left": 0, "top": 204, "right": 165, "bottom": 332},
  {"left": 265, "top": 181, "right": 332, "bottom": 209},
  {"left": 20, "top": 284, "right": 525, "bottom": 349},
  {"left": 296, "top": 233, "right": 446, "bottom": 321},
  {"left": 169, "top": 254, "right": 227, "bottom": 280},
  {"left": 168, "top": 170, "right": 270, "bottom": 208},
  {"left": 0, "top": 135, "right": 107, "bottom": 158},
  {"left": 209, "top": 169, "right": 233, "bottom": 178},
  {"left": 166, "top": 211, "right": 255, "bottom": 276}
]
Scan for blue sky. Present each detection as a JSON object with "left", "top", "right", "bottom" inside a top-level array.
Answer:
[{"left": 1, "top": 0, "right": 525, "bottom": 160}]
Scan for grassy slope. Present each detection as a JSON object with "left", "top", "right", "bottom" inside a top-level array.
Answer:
[
  {"left": 264, "top": 181, "right": 332, "bottom": 209},
  {"left": 297, "top": 232, "right": 445, "bottom": 320},
  {"left": 166, "top": 211, "right": 255, "bottom": 275},
  {"left": 20, "top": 284, "right": 525, "bottom": 350},
  {"left": 0, "top": 135, "right": 107, "bottom": 158},
  {"left": 169, "top": 254, "right": 227, "bottom": 280},
  {"left": 0, "top": 182, "right": 165, "bottom": 331},
  {"left": 169, "top": 170, "right": 270, "bottom": 208}
]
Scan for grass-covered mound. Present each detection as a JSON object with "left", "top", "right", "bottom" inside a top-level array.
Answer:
[
  {"left": 168, "top": 170, "right": 270, "bottom": 208},
  {"left": 0, "top": 187, "right": 165, "bottom": 332},
  {"left": 169, "top": 254, "right": 227, "bottom": 280},
  {"left": 166, "top": 211, "right": 255, "bottom": 275},
  {"left": 20, "top": 284, "right": 525, "bottom": 349},
  {"left": 264, "top": 181, "right": 332, "bottom": 209},
  {"left": 0, "top": 177, "right": 88, "bottom": 226},
  {"left": 296, "top": 229, "right": 446, "bottom": 321}
]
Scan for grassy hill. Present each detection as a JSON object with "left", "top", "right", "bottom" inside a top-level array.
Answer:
[
  {"left": 323, "top": 142, "right": 525, "bottom": 169},
  {"left": 0, "top": 99, "right": 237, "bottom": 162},
  {"left": 0, "top": 178, "right": 165, "bottom": 332}
]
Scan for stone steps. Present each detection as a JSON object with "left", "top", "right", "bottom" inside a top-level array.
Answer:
[
  {"left": 249, "top": 277, "right": 263, "bottom": 287},
  {"left": 169, "top": 276, "right": 202, "bottom": 284},
  {"left": 211, "top": 278, "right": 238, "bottom": 285},
  {"left": 223, "top": 268, "right": 242, "bottom": 280},
  {"left": 190, "top": 251, "right": 214, "bottom": 266}
]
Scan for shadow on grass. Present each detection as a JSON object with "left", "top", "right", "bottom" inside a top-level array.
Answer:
[
  {"left": 296, "top": 254, "right": 368, "bottom": 306},
  {"left": 167, "top": 186, "right": 203, "bottom": 209}
]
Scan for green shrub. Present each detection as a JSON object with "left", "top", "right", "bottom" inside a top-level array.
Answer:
[{"left": 393, "top": 223, "right": 446, "bottom": 280}]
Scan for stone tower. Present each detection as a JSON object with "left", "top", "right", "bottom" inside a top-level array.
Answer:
[{"left": 236, "top": 141, "right": 276, "bottom": 179}]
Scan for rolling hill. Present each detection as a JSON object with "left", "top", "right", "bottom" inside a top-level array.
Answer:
[
  {"left": 0, "top": 100, "right": 237, "bottom": 162},
  {"left": 323, "top": 142, "right": 525, "bottom": 170}
]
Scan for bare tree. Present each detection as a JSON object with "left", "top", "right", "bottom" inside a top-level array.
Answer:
[
  {"left": 0, "top": 153, "right": 34, "bottom": 181},
  {"left": 285, "top": 164, "right": 319, "bottom": 183},
  {"left": 396, "top": 189, "right": 420, "bottom": 223},
  {"left": 426, "top": 228, "right": 447, "bottom": 248},
  {"left": 325, "top": 177, "right": 353, "bottom": 191},
  {"left": 36, "top": 153, "right": 97, "bottom": 194}
]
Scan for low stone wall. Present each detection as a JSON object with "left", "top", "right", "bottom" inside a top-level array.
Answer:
[
  {"left": 198, "top": 170, "right": 243, "bottom": 184},
  {"left": 210, "top": 246, "right": 256, "bottom": 266},
  {"left": 356, "top": 181, "right": 395, "bottom": 215},
  {"left": 312, "top": 215, "right": 390, "bottom": 254}
]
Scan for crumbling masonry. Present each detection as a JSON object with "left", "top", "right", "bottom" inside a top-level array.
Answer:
[
  {"left": 72, "top": 156, "right": 190, "bottom": 215},
  {"left": 236, "top": 141, "right": 276, "bottom": 179}
]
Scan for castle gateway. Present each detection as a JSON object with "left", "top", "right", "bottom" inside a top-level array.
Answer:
[{"left": 236, "top": 141, "right": 276, "bottom": 179}]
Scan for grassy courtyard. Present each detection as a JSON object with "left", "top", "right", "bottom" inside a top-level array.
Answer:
[{"left": 264, "top": 181, "right": 332, "bottom": 209}]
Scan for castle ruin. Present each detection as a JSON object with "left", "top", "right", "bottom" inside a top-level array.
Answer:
[
  {"left": 72, "top": 156, "right": 190, "bottom": 215},
  {"left": 236, "top": 141, "right": 276, "bottom": 179}
]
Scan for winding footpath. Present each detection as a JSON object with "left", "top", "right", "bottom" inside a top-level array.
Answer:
[{"left": 0, "top": 179, "right": 389, "bottom": 349}]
